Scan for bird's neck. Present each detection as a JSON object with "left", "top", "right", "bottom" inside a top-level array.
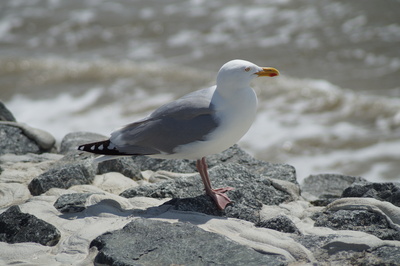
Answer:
[
  {"left": 215, "top": 83, "right": 253, "bottom": 100},
  {"left": 213, "top": 85, "right": 257, "bottom": 112},
  {"left": 216, "top": 78, "right": 249, "bottom": 93}
]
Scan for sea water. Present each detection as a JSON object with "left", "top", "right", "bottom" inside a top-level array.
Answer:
[{"left": 1, "top": 0, "right": 399, "bottom": 183}]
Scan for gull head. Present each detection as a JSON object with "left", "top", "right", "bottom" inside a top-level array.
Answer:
[{"left": 216, "top": 59, "right": 279, "bottom": 91}]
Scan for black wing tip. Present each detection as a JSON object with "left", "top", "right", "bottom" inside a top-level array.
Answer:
[{"left": 77, "top": 140, "right": 127, "bottom": 156}]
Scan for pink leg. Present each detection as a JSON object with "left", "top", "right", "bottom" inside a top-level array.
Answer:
[{"left": 196, "top": 157, "right": 234, "bottom": 210}]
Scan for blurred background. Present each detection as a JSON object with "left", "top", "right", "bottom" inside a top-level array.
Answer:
[{"left": 1, "top": 0, "right": 399, "bottom": 183}]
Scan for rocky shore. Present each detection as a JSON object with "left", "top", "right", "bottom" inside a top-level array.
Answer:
[{"left": 1, "top": 101, "right": 400, "bottom": 265}]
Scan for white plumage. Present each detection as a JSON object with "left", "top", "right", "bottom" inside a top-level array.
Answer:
[{"left": 79, "top": 59, "right": 279, "bottom": 209}]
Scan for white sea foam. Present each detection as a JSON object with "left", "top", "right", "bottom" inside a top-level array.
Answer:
[
  {"left": 6, "top": 85, "right": 174, "bottom": 142},
  {"left": 1, "top": 0, "right": 399, "bottom": 184},
  {"left": 6, "top": 73, "right": 400, "bottom": 183},
  {"left": 241, "top": 77, "right": 400, "bottom": 183}
]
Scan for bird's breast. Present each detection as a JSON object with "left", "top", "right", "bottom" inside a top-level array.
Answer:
[
  {"left": 211, "top": 88, "right": 258, "bottom": 144},
  {"left": 165, "top": 88, "right": 257, "bottom": 160}
]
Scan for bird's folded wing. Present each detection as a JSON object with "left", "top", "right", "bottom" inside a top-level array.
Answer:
[{"left": 110, "top": 88, "right": 219, "bottom": 155}]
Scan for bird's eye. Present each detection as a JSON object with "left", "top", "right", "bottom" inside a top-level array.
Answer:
[{"left": 244, "top": 67, "right": 251, "bottom": 72}]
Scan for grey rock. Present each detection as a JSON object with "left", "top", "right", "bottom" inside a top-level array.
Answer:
[
  {"left": 56, "top": 150, "right": 97, "bottom": 165},
  {"left": 256, "top": 215, "right": 300, "bottom": 234},
  {"left": 292, "top": 234, "right": 345, "bottom": 263},
  {"left": 208, "top": 145, "right": 297, "bottom": 184},
  {"left": 342, "top": 182, "right": 400, "bottom": 207},
  {"left": 131, "top": 145, "right": 297, "bottom": 184},
  {"left": 60, "top": 131, "right": 106, "bottom": 154},
  {"left": 54, "top": 193, "right": 96, "bottom": 213},
  {"left": 97, "top": 157, "right": 142, "bottom": 180},
  {"left": 302, "top": 174, "right": 367, "bottom": 206},
  {"left": 302, "top": 174, "right": 366, "bottom": 198},
  {"left": 351, "top": 245, "right": 400, "bottom": 265},
  {"left": 322, "top": 239, "right": 373, "bottom": 254},
  {"left": 90, "top": 218, "right": 286, "bottom": 266},
  {"left": 28, "top": 153, "right": 96, "bottom": 195},
  {"left": 0, "top": 121, "right": 56, "bottom": 152},
  {"left": 121, "top": 163, "right": 294, "bottom": 223},
  {"left": 312, "top": 209, "right": 400, "bottom": 241},
  {"left": 0, "top": 101, "right": 16, "bottom": 122},
  {"left": 5, "top": 126, "right": 400, "bottom": 265},
  {"left": 131, "top": 156, "right": 196, "bottom": 173},
  {"left": 16, "top": 122, "right": 56, "bottom": 151},
  {"left": 0, "top": 205, "right": 60, "bottom": 246},
  {"left": 0, "top": 124, "right": 41, "bottom": 155},
  {"left": 319, "top": 240, "right": 379, "bottom": 264},
  {"left": 164, "top": 196, "right": 226, "bottom": 217},
  {"left": 294, "top": 234, "right": 400, "bottom": 265}
]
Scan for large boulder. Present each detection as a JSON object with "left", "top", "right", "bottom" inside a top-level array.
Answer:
[{"left": 90, "top": 218, "right": 286, "bottom": 266}]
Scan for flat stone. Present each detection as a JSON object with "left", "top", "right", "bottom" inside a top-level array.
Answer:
[
  {"left": 0, "top": 205, "right": 60, "bottom": 246},
  {"left": 90, "top": 218, "right": 286, "bottom": 266}
]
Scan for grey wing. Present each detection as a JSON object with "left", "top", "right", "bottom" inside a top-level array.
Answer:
[{"left": 110, "top": 87, "right": 219, "bottom": 155}]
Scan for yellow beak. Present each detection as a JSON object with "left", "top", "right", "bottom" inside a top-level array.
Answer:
[{"left": 255, "top": 67, "right": 280, "bottom": 77}]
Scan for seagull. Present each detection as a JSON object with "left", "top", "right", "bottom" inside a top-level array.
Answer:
[{"left": 78, "top": 59, "right": 279, "bottom": 209}]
